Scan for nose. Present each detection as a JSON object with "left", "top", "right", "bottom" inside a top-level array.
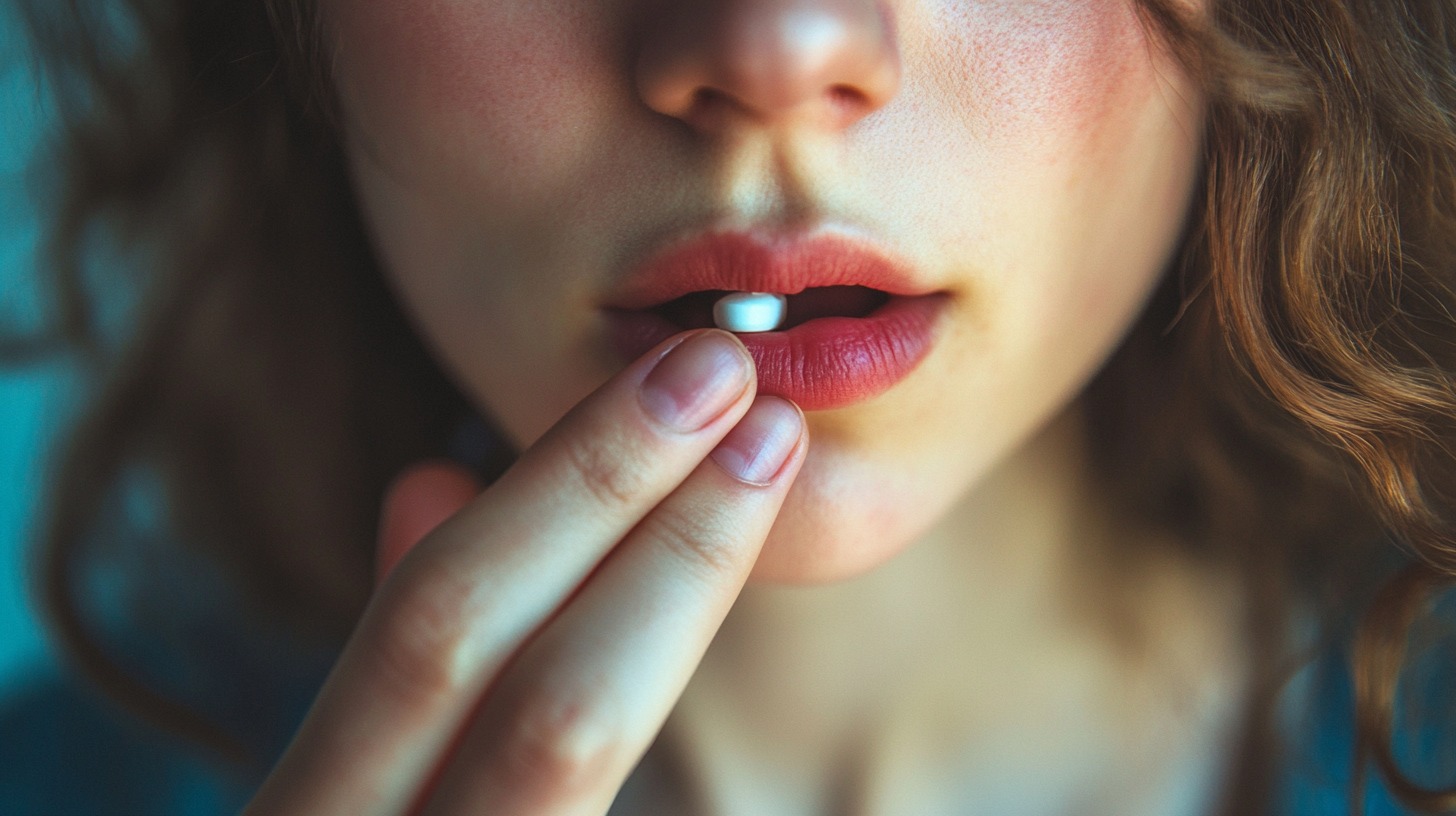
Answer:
[{"left": 634, "top": 0, "right": 901, "bottom": 135}]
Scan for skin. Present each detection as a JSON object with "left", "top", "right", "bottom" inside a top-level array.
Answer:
[
  {"left": 325, "top": 0, "right": 1200, "bottom": 585},
  {"left": 252, "top": 0, "right": 1251, "bottom": 813}
]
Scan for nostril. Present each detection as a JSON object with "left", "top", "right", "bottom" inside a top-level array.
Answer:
[
  {"left": 633, "top": 1, "right": 902, "bottom": 135},
  {"left": 825, "top": 84, "right": 873, "bottom": 128},
  {"left": 690, "top": 87, "right": 725, "bottom": 112},
  {"left": 673, "top": 87, "right": 757, "bottom": 130},
  {"left": 828, "top": 84, "right": 866, "bottom": 107}
]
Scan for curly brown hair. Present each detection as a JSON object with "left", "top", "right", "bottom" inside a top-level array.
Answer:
[{"left": 7, "top": 0, "right": 1456, "bottom": 813}]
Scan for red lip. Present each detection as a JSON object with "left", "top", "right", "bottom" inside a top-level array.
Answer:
[
  {"left": 604, "top": 230, "right": 935, "bottom": 309},
  {"left": 601, "top": 230, "right": 949, "bottom": 411}
]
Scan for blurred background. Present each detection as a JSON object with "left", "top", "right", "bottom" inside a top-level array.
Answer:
[{"left": 0, "top": 3, "right": 79, "bottom": 696}]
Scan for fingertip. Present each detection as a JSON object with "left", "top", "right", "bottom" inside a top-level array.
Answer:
[
  {"left": 781, "top": 399, "right": 811, "bottom": 478},
  {"left": 376, "top": 460, "right": 483, "bottom": 587},
  {"left": 767, "top": 396, "right": 810, "bottom": 487},
  {"left": 707, "top": 395, "right": 807, "bottom": 487}
]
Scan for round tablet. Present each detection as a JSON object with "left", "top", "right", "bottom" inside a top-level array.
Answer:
[{"left": 712, "top": 292, "right": 788, "bottom": 333}]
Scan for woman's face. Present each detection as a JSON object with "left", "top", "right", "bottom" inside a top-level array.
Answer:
[{"left": 322, "top": 0, "right": 1204, "bottom": 583}]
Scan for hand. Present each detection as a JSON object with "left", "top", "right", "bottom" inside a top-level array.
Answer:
[{"left": 245, "top": 329, "right": 808, "bottom": 815}]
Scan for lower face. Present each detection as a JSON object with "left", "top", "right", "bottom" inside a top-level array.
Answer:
[{"left": 322, "top": 0, "right": 1205, "bottom": 584}]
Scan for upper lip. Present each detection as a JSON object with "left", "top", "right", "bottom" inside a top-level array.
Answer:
[{"left": 602, "top": 228, "right": 934, "bottom": 310}]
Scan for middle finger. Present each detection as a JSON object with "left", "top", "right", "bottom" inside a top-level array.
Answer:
[{"left": 423, "top": 397, "right": 808, "bottom": 816}]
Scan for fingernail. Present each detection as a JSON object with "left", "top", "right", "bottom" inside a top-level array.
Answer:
[
  {"left": 710, "top": 397, "right": 803, "bottom": 485},
  {"left": 640, "top": 331, "right": 753, "bottom": 432}
]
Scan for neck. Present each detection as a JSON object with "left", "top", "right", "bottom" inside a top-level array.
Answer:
[{"left": 658, "top": 403, "right": 1250, "bottom": 814}]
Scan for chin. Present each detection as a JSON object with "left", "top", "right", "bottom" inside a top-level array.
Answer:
[{"left": 744, "top": 443, "right": 954, "bottom": 585}]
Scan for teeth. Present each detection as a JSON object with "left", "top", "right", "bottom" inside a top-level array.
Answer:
[{"left": 713, "top": 292, "right": 787, "bottom": 333}]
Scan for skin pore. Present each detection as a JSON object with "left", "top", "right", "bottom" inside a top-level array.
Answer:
[{"left": 322, "top": 0, "right": 1249, "bottom": 811}]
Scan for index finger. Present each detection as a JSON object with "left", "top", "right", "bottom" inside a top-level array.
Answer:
[
  {"left": 250, "top": 329, "right": 758, "bottom": 814},
  {"left": 409, "top": 327, "right": 757, "bottom": 596}
]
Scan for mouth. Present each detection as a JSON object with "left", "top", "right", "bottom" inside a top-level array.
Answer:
[
  {"left": 649, "top": 285, "right": 892, "bottom": 331},
  {"left": 601, "top": 230, "right": 949, "bottom": 411}
]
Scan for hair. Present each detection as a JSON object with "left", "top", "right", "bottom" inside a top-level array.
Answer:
[{"left": 7, "top": 0, "right": 1456, "bottom": 812}]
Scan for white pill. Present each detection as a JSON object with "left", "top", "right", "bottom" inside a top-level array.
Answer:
[{"left": 713, "top": 292, "right": 788, "bottom": 333}]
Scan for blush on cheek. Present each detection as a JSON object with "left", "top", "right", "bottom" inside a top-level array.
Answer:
[
  {"left": 326, "top": 0, "right": 602, "bottom": 190},
  {"left": 931, "top": 0, "right": 1150, "bottom": 148}
]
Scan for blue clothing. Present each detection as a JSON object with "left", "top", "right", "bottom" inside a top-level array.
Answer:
[{"left": 1277, "top": 630, "right": 1450, "bottom": 816}]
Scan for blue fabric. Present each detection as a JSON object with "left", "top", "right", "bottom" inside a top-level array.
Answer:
[
  {"left": 1276, "top": 590, "right": 1456, "bottom": 816},
  {"left": 1276, "top": 639, "right": 1420, "bottom": 815}
]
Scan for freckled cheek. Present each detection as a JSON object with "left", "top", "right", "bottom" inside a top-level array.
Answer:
[
  {"left": 327, "top": 2, "right": 594, "bottom": 199},
  {"left": 938, "top": 3, "right": 1149, "bottom": 157}
]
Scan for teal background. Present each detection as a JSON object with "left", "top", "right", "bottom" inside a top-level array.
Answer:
[{"left": 0, "top": 4, "right": 78, "bottom": 694}]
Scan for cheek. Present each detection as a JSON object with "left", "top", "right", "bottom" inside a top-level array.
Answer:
[
  {"left": 926, "top": 0, "right": 1148, "bottom": 150},
  {"left": 324, "top": 0, "right": 610, "bottom": 200},
  {"left": 322, "top": 1, "right": 619, "bottom": 418},
  {"left": 917, "top": 0, "right": 1196, "bottom": 320}
]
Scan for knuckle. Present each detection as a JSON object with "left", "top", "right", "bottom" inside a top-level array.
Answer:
[
  {"left": 494, "top": 682, "right": 622, "bottom": 798},
  {"left": 559, "top": 431, "right": 651, "bottom": 511},
  {"left": 365, "top": 560, "right": 486, "bottom": 706},
  {"left": 642, "top": 502, "right": 739, "bottom": 580}
]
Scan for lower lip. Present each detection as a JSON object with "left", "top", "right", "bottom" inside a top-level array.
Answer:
[{"left": 604, "top": 294, "right": 949, "bottom": 411}]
